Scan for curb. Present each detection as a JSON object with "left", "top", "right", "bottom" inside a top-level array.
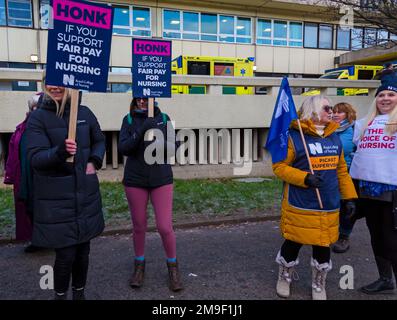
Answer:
[{"left": 0, "top": 214, "right": 281, "bottom": 245}]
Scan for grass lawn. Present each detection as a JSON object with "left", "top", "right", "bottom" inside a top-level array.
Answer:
[{"left": 0, "top": 178, "right": 282, "bottom": 240}]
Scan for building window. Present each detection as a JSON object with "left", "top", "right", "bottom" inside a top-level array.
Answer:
[
  {"left": 351, "top": 27, "right": 363, "bottom": 50},
  {"left": 111, "top": 67, "right": 132, "bottom": 93},
  {"left": 377, "top": 29, "right": 389, "bottom": 45},
  {"left": 219, "top": 15, "right": 234, "bottom": 43},
  {"left": 131, "top": 7, "right": 151, "bottom": 37},
  {"left": 257, "top": 19, "right": 302, "bottom": 47},
  {"left": 289, "top": 22, "right": 303, "bottom": 47},
  {"left": 163, "top": 9, "right": 251, "bottom": 43},
  {"left": 200, "top": 13, "right": 217, "bottom": 41},
  {"left": 1, "top": 0, "right": 33, "bottom": 27},
  {"left": 319, "top": 24, "right": 333, "bottom": 49},
  {"left": 337, "top": 27, "right": 350, "bottom": 50},
  {"left": 364, "top": 28, "right": 377, "bottom": 48},
  {"left": 163, "top": 9, "right": 181, "bottom": 38},
  {"left": 0, "top": 0, "right": 6, "bottom": 25},
  {"left": 183, "top": 11, "right": 199, "bottom": 40},
  {"left": 112, "top": 5, "right": 151, "bottom": 37},
  {"left": 236, "top": 17, "right": 251, "bottom": 43},
  {"left": 273, "top": 20, "right": 287, "bottom": 46},
  {"left": 0, "top": 62, "right": 37, "bottom": 91},
  {"left": 304, "top": 23, "right": 318, "bottom": 48},
  {"left": 257, "top": 19, "right": 272, "bottom": 45},
  {"left": 39, "top": 0, "right": 49, "bottom": 29}
]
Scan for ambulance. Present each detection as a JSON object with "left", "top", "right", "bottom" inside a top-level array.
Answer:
[
  {"left": 303, "top": 65, "right": 383, "bottom": 96},
  {"left": 171, "top": 55, "right": 254, "bottom": 94}
]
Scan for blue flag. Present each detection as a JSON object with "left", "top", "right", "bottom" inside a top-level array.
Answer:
[{"left": 265, "top": 77, "right": 298, "bottom": 163}]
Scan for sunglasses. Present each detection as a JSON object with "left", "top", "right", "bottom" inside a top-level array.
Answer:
[{"left": 322, "top": 105, "right": 333, "bottom": 112}]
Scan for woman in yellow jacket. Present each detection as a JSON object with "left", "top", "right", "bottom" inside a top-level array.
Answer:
[{"left": 272, "top": 95, "right": 358, "bottom": 300}]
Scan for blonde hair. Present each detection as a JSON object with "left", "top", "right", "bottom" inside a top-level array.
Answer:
[
  {"left": 359, "top": 98, "right": 397, "bottom": 138},
  {"left": 299, "top": 95, "right": 331, "bottom": 122},
  {"left": 42, "top": 71, "right": 70, "bottom": 117}
]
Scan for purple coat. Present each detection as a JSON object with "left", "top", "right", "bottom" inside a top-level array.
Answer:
[{"left": 4, "top": 119, "right": 32, "bottom": 241}]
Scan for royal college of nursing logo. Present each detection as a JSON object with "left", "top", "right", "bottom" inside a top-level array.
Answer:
[
  {"left": 275, "top": 90, "right": 290, "bottom": 119},
  {"left": 143, "top": 88, "right": 151, "bottom": 96},
  {"left": 63, "top": 74, "right": 75, "bottom": 86}
]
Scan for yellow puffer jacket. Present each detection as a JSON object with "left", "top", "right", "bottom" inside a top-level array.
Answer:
[{"left": 272, "top": 119, "right": 358, "bottom": 247}]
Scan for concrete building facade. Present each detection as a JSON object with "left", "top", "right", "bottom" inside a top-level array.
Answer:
[{"left": 0, "top": 0, "right": 384, "bottom": 177}]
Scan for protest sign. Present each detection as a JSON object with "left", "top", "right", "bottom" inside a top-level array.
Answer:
[
  {"left": 45, "top": 0, "right": 113, "bottom": 161},
  {"left": 46, "top": 0, "right": 113, "bottom": 92},
  {"left": 132, "top": 38, "right": 172, "bottom": 98},
  {"left": 132, "top": 39, "right": 172, "bottom": 140}
]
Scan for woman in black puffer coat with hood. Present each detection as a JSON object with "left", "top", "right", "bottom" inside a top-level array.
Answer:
[{"left": 25, "top": 83, "right": 105, "bottom": 300}]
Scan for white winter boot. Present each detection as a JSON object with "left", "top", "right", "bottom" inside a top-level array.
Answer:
[
  {"left": 275, "top": 251, "right": 299, "bottom": 298},
  {"left": 311, "top": 258, "right": 332, "bottom": 300}
]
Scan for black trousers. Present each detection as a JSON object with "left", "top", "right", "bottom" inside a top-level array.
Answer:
[
  {"left": 361, "top": 198, "right": 397, "bottom": 275},
  {"left": 54, "top": 241, "right": 90, "bottom": 294},
  {"left": 280, "top": 240, "right": 331, "bottom": 264}
]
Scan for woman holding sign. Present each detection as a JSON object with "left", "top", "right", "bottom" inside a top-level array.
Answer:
[
  {"left": 119, "top": 97, "right": 183, "bottom": 292},
  {"left": 272, "top": 95, "right": 357, "bottom": 300},
  {"left": 25, "top": 82, "right": 105, "bottom": 300},
  {"left": 350, "top": 83, "right": 397, "bottom": 295}
]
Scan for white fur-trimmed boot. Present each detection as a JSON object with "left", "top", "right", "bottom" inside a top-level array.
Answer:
[
  {"left": 311, "top": 258, "right": 332, "bottom": 300},
  {"left": 275, "top": 251, "right": 299, "bottom": 298}
]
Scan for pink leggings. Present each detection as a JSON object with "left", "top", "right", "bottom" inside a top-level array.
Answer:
[{"left": 124, "top": 184, "right": 176, "bottom": 259}]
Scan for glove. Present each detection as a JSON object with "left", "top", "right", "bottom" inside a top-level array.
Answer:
[{"left": 304, "top": 173, "right": 324, "bottom": 188}]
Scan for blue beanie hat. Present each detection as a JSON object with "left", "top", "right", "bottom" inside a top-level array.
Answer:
[{"left": 376, "top": 83, "right": 397, "bottom": 96}]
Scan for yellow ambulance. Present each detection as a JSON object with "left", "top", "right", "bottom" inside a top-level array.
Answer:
[
  {"left": 171, "top": 55, "right": 254, "bottom": 95},
  {"left": 303, "top": 65, "right": 383, "bottom": 96}
]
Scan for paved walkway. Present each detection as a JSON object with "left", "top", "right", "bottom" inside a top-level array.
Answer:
[{"left": 0, "top": 219, "right": 396, "bottom": 300}]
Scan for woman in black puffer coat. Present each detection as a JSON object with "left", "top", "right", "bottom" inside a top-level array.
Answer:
[{"left": 25, "top": 84, "right": 105, "bottom": 300}]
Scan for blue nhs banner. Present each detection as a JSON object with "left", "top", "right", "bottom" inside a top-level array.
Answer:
[{"left": 45, "top": 0, "right": 113, "bottom": 92}]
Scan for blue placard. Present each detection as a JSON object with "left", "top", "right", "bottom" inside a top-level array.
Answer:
[
  {"left": 132, "top": 38, "right": 172, "bottom": 98},
  {"left": 45, "top": 0, "right": 113, "bottom": 92}
]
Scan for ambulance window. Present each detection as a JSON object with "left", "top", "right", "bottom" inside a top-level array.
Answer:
[
  {"left": 187, "top": 61, "right": 210, "bottom": 75},
  {"left": 214, "top": 63, "right": 234, "bottom": 76},
  {"left": 172, "top": 71, "right": 176, "bottom": 74},
  {"left": 357, "top": 70, "right": 374, "bottom": 80}
]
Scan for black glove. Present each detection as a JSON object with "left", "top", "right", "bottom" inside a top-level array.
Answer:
[{"left": 304, "top": 173, "right": 324, "bottom": 188}]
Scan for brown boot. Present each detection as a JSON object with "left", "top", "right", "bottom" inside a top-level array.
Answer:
[
  {"left": 167, "top": 260, "right": 184, "bottom": 292},
  {"left": 129, "top": 260, "right": 145, "bottom": 288}
]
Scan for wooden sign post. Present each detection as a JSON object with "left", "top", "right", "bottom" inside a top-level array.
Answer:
[
  {"left": 66, "top": 89, "right": 80, "bottom": 163},
  {"left": 147, "top": 98, "right": 155, "bottom": 141}
]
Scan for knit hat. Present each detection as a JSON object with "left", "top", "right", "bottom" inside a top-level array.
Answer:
[{"left": 376, "top": 82, "right": 397, "bottom": 96}]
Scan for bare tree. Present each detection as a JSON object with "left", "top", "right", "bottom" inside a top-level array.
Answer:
[{"left": 324, "top": 0, "right": 397, "bottom": 48}]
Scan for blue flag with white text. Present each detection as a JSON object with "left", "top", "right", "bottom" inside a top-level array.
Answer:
[{"left": 265, "top": 77, "right": 298, "bottom": 163}]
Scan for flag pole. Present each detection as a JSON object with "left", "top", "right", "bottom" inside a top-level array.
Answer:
[{"left": 296, "top": 119, "right": 323, "bottom": 209}]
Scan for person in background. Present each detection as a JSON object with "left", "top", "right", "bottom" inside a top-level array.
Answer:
[
  {"left": 272, "top": 95, "right": 357, "bottom": 300},
  {"left": 118, "top": 97, "right": 183, "bottom": 292},
  {"left": 4, "top": 93, "right": 42, "bottom": 252},
  {"left": 331, "top": 102, "right": 357, "bottom": 253},
  {"left": 25, "top": 83, "right": 105, "bottom": 300},
  {"left": 374, "top": 63, "right": 397, "bottom": 85},
  {"left": 350, "top": 82, "right": 397, "bottom": 295}
]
